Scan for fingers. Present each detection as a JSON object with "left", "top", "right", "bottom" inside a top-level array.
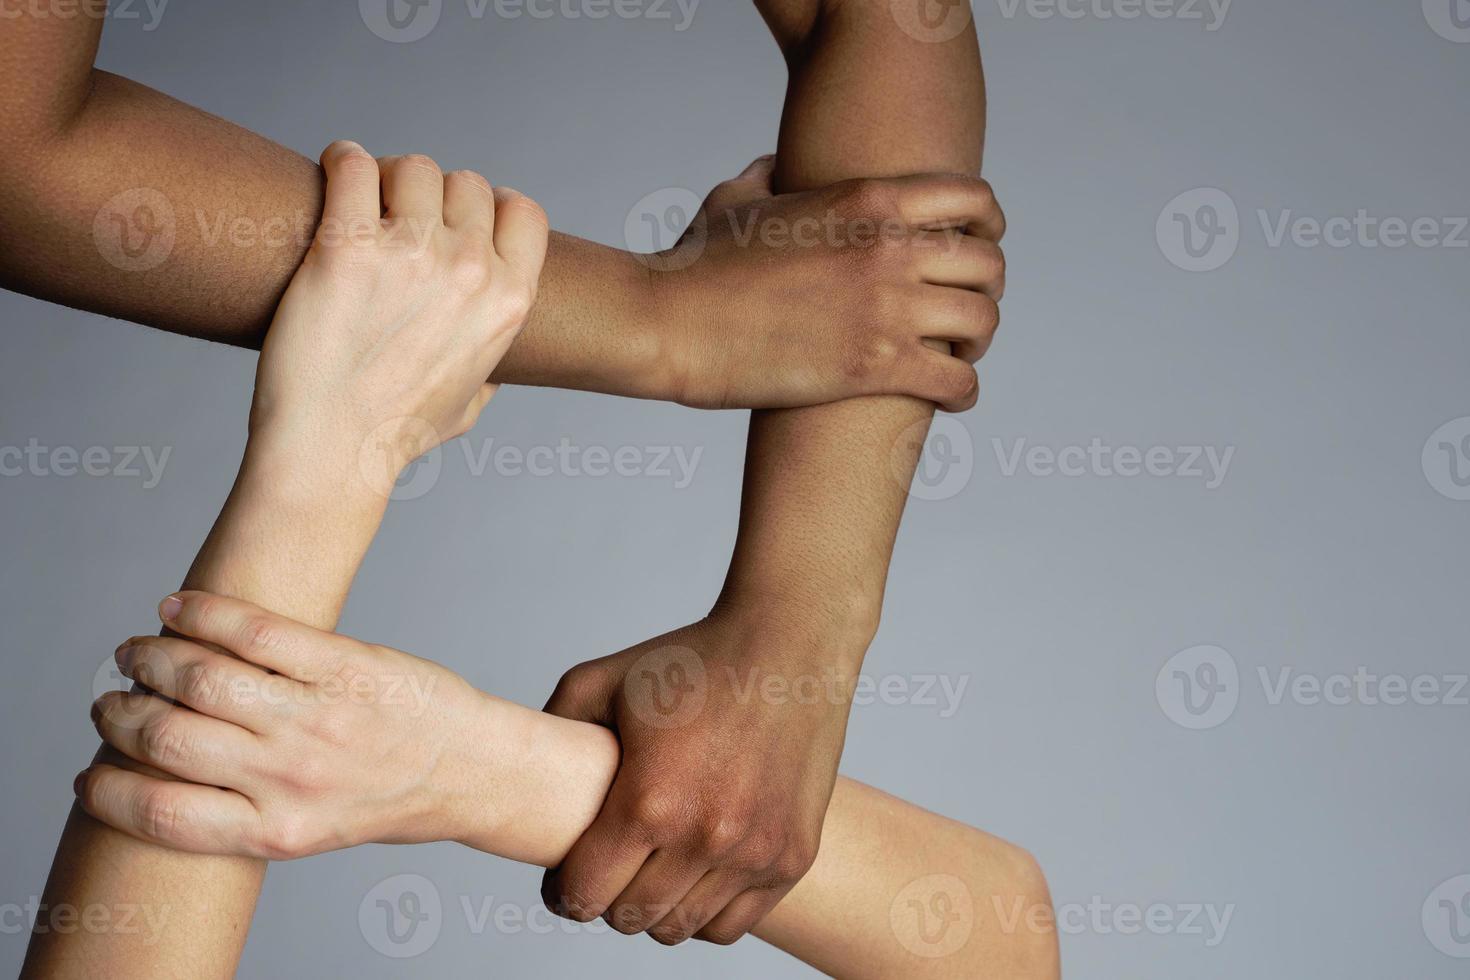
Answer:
[
  {"left": 115, "top": 636, "right": 292, "bottom": 733},
  {"left": 542, "top": 660, "right": 616, "bottom": 724},
  {"left": 74, "top": 763, "right": 262, "bottom": 856},
  {"left": 695, "top": 887, "right": 785, "bottom": 946},
  {"left": 91, "top": 691, "right": 258, "bottom": 789},
  {"left": 378, "top": 153, "right": 445, "bottom": 225},
  {"left": 318, "top": 140, "right": 382, "bottom": 228},
  {"left": 491, "top": 187, "right": 550, "bottom": 282},
  {"left": 158, "top": 591, "right": 348, "bottom": 684},
  {"left": 604, "top": 850, "right": 707, "bottom": 936},
  {"left": 918, "top": 286, "right": 1001, "bottom": 364},
  {"left": 541, "top": 815, "right": 652, "bottom": 924},
  {"left": 914, "top": 234, "right": 1006, "bottom": 298},
  {"left": 895, "top": 173, "right": 1006, "bottom": 242},
  {"left": 886, "top": 347, "right": 980, "bottom": 413},
  {"left": 442, "top": 169, "right": 495, "bottom": 237},
  {"left": 647, "top": 869, "right": 747, "bottom": 945}
]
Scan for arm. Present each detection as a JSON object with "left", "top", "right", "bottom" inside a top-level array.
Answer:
[
  {"left": 539, "top": 0, "right": 1004, "bottom": 946},
  {"left": 76, "top": 598, "right": 1060, "bottom": 979},
  {"left": 0, "top": 11, "right": 990, "bottom": 410},
  {"left": 22, "top": 145, "right": 549, "bottom": 978}
]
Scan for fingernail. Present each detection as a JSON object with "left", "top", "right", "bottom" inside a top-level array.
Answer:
[
  {"left": 90, "top": 698, "right": 103, "bottom": 724},
  {"left": 159, "top": 594, "right": 184, "bottom": 623},
  {"left": 115, "top": 641, "right": 136, "bottom": 670},
  {"left": 74, "top": 770, "right": 87, "bottom": 796}
]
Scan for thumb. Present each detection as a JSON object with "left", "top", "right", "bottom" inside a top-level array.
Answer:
[
  {"left": 543, "top": 661, "right": 616, "bottom": 725},
  {"left": 711, "top": 154, "right": 777, "bottom": 207}
]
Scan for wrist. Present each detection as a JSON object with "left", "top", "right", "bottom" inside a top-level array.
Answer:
[{"left": 709, "top": 585, "right": 879, "bottom": 667}]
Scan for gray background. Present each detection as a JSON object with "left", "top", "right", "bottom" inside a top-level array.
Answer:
[{"left": 2, "top": 0, "right": 1467, "bottom": 976}]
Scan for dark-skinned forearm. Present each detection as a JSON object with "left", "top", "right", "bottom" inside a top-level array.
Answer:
[
  {"left": 0, "top": 58, "right": 668, "bottom": 398},
  {"left": 723, "top": 0, "right": 985, "bottom": 637}
]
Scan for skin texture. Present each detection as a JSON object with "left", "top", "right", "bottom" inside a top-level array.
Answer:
[
  {"left": 0, "top": 18, "right": 998, "bottom": 410},
  {"left": 540, "top": 0, "right": 1000, "bottom": 946},
  {"left": 21, "top": 149, "right": 548, "bottom": 979},
  {"left": 9, "top": 0, "right": 1009, "bottom": 970},
  {"left": 78, "top": 592, "right": 1060, "bottom": 980}
]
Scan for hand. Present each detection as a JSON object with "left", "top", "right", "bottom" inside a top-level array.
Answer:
[
  {"left": 249, "top": 141, "right": 549, "bottom": 486},
  {"left": 652, "top": 156, "right": 1006, "bottom": 412},
  {"left": 77, "top": 591, "right": 493, "bottom": 859},
  {"left": 541, "top": 609, "right": 859, "bottom": 946}
]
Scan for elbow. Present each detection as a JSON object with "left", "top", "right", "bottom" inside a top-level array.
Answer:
[{"left": 992, "top": 844, "right": 1062, "bottom": 980}]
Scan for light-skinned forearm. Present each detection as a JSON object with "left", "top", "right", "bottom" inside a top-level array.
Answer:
[
  {"left": 445, "top": 693, "right": 1057, "bottom": 979},
  {"left": 20, "top": 440, "right": 388, "bottom": 978}
]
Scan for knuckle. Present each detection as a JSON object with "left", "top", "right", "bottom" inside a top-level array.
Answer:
[
  {"left": 771, "top": 842, "right": 818, "bottom": 882},
  {"left": 136, "top": 788, "right": 186, "bottom": 842},
  {"left": 447, "top": 168, "right": 492, "bottom": 194},
  {"left": 606, "top": 906, "right": 646, "bottom": 935},
  {"left": 627, "top": 790, "right": 683, "bottom": 836},
  {"left": 397, "top": 153, "right": 442, "bottom": 178},
  {"left": 500, "top": 192, "right": 549, "bottom": 229},
  {"left": 699, "top": 812, "right": 749, "bottom": 855},
  {"left": 140, "top": 715, "right": 189, "bottom": 767},
  {"left": 177, "top": 661, "right": 225, "bottom": 709},
  {"left": 840, "top": 177, "right": 898, "bottom": 217},
  {"left": 700, "top": 923, "right": 748, "bottom": 946},
  {"left": 263, "top": 815, "right": 312, "bottom": 861},
  {"left": 332, "top": 148, "right": 378, "bottom": 177},
  {"left": 649, "top": 926, "right": 691, "bottom": 947},
  {"left": 446, "top": 246, "right": 494, "bottom": 292},
  {"left": 243, "top": 616, "right": 287, "bottom": 659}
]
